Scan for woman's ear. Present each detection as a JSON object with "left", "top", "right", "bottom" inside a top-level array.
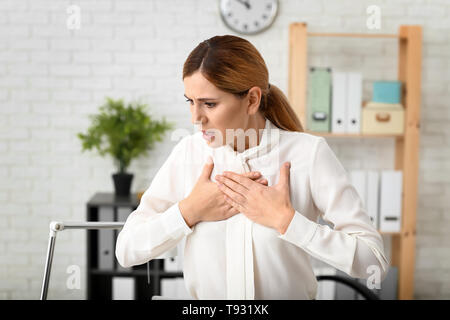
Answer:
[{"left": 246, "top": 86, "right": 262, "bottom": 115}]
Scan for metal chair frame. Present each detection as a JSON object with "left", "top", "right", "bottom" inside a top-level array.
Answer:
[{"left": 40, "top": 221, "right": 125, "bottom": 300}]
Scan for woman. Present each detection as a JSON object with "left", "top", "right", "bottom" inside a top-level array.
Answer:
[{"left": 115, "top": 35, "right": 389, "bottom": 300}]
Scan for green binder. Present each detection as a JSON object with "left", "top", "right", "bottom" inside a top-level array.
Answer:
[{"left": 307, "top": 67, "right": 331, "bottom": 132}]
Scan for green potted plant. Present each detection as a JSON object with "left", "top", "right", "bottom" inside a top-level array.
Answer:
[{"left": 77, "top": 97, "right": 174, "bottom": 196}]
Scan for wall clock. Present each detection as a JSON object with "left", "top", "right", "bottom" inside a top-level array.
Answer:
[{"left": 219, "top": 0, "right": 279, "bottom": 35}]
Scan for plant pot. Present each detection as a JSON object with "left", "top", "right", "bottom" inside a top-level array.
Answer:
[{"left": 112, "top": 172, "right": 134, "bottom": 196}]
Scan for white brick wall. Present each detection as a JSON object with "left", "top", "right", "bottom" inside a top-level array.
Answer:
[{"left": 0, "top": 0, "right": 448, "bottom": 300}]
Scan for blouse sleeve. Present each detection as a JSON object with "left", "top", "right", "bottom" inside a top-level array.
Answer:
[
  {"left": 115, "top": 137, "right": 193, "bottom": 268},
  {"left": 278, "top": 137, "right": 390, "bottom": 282}
]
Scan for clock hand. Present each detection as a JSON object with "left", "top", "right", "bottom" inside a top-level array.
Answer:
[{"left": 235, "top": 0, "right": 250, "bottom": 10}]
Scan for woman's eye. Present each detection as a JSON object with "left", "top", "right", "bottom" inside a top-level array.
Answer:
[{"left": 185, "top": 99, "right": 216, "bottom": 108}]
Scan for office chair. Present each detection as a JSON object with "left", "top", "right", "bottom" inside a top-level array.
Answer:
[
  {"left": 40, "top": 221, "right": 379, "bottom": 300},
  {"left": 40, "top": 221, "right": 125, "bottom": 300},
  {"left": 316, "top": 274, "right": 380, "bottom": 300},
  {"left": 152, "top": 274, "right": 381, "bottom": 300},
  {"left": 151, "top": 276, "right": 381, "bottom": 300}
]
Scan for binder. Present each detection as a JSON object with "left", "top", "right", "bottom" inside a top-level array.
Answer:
[
  {"left": 366, "top": 171, "right": 380, "bottom": 229},
  {"left": 116, "top": 207, "right": 133, "bottom": 272},
  {"left": 379, "top": 170, "right": 403, "bottom": 233},
  {"left": 350, "top": 170, "right": 380, "bottom": 229},
  {"left": 346, "top": 72, "right": 362, "bottom": 133},
  {"left": 307, "top": 67, "right": 332, "bottom": 132},
  {"left": 98, "top": 207, "right": 114, "bottom": 270},
  {"left": 112, "top": 277, "right": 135, "bottom": 300},
  {"left": 331, "top": 71, "right": 347, "bottom": 133}
]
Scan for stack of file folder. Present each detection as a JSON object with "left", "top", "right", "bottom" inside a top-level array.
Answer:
[
  {"left": 349, "top": 169, "right": 403, "bottom": 232},
  {"left": 307, "top": 67, "right": 362, "bottom": 133}
]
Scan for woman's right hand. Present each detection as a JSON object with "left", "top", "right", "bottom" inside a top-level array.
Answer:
[{"left": 179, "top": 156, "right": 268, "bottom": 228}]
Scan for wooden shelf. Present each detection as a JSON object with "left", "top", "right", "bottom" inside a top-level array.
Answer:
[
  {"left": 305, "top": 131, "right": 404, "bottom": 139},
  {"left": 308, "top": 32, "right": 400, "bottom": 39},
  {"left": 379, "top": 231, "right": 401, "bottom": 236},
  {"left": 288, "top": 23, "right": 422, "bottom": 300}
]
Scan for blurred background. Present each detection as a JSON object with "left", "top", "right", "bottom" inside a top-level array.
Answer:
[{"left": 0, "top": 0, "right": 449, "bottom": 300}]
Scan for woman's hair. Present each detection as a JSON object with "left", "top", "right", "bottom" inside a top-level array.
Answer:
[{"left": 182, "top": 35, "right": 304, "bottom": 132}]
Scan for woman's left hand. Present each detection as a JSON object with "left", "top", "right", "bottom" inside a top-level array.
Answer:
[{"left": 215, "top": 162, "right": 295, "bottom": 235}]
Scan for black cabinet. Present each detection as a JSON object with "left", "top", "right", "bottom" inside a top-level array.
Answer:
[{"left": 86, "top": 192, "right": 183, "bottom": 300}]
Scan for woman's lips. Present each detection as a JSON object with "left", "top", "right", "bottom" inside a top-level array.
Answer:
[{"left": 202, "top": 130, "right": 215, "bottom": 141}]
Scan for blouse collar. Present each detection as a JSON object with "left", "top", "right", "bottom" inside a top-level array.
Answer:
[{"left": 215, "top": 118, "right": 281, "bottom": 162}]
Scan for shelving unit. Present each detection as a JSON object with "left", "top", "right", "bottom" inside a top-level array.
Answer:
[
  {"left": 86, "top": 192, "right": 183, "bottom": 300},
  {"left": 288, "top": 23, "right": 422, "bottom": 300}
]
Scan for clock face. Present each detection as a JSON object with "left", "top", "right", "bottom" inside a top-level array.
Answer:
[{"left": 219, "top": 0, "right": 279, "bottom": 35}]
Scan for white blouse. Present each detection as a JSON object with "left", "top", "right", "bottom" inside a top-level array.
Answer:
[{"left": 115, "top": 118, "right": 390, "bottom": 300}]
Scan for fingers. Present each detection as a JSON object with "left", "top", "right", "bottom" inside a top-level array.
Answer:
[
  {"left": 221, "top": 171, "right": 253, "bottom": 189},
  {"left": 217, "top": 179, "right": 247, "bottom": 205},
  {"left": 220, "top": 197, "right": 240, "bottom": 217},
  {"left": 216, "top": 174, "right": 248, "bottom": 195},
  {"left": 201, "top": 156, "right": 214, "bottom": 180},
  {"left": 232, "top": 171, "right": 266, "bottom": 184},
  {"left": 216, "top": 171, "right": 261, "bottom": 181},
  {"left": 227, "top": 204, "right": 240, "bottom": 216},
  {"left": 277, "top": 162, "right": 291, "bottom": 187},
  {"left": 223, "top": 194, "right": 244, "bottom": 213},
  {"left": 255, "top": 178, "right": 268, "bottom": 186},
  {"left": 215, "top": 171, "right": 268, "bottom": 189},
  {"left": 242, "top": 171, "right": 261, "bottom": 180}
]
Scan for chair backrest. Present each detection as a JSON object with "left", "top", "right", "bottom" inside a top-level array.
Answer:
[{"left": 316, "top": 275, "right": 380, "bottom": 300}]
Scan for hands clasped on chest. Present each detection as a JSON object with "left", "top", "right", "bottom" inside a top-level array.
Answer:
[{"left": 178, "top": 157, "right": 295, "bottom": 235}]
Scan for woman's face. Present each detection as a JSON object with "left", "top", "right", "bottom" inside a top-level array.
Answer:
[{"left": 183, "top": 71, "right": 262, "bottom": 149}]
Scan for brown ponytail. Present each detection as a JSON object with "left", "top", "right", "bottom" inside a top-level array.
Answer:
[{"left": 182, "top": 35, "right": 304, "bottom": 132}]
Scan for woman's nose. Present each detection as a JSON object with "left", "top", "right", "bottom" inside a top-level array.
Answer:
[{"left": 191, "top": 106, "right": 206, "bottom": 125}]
